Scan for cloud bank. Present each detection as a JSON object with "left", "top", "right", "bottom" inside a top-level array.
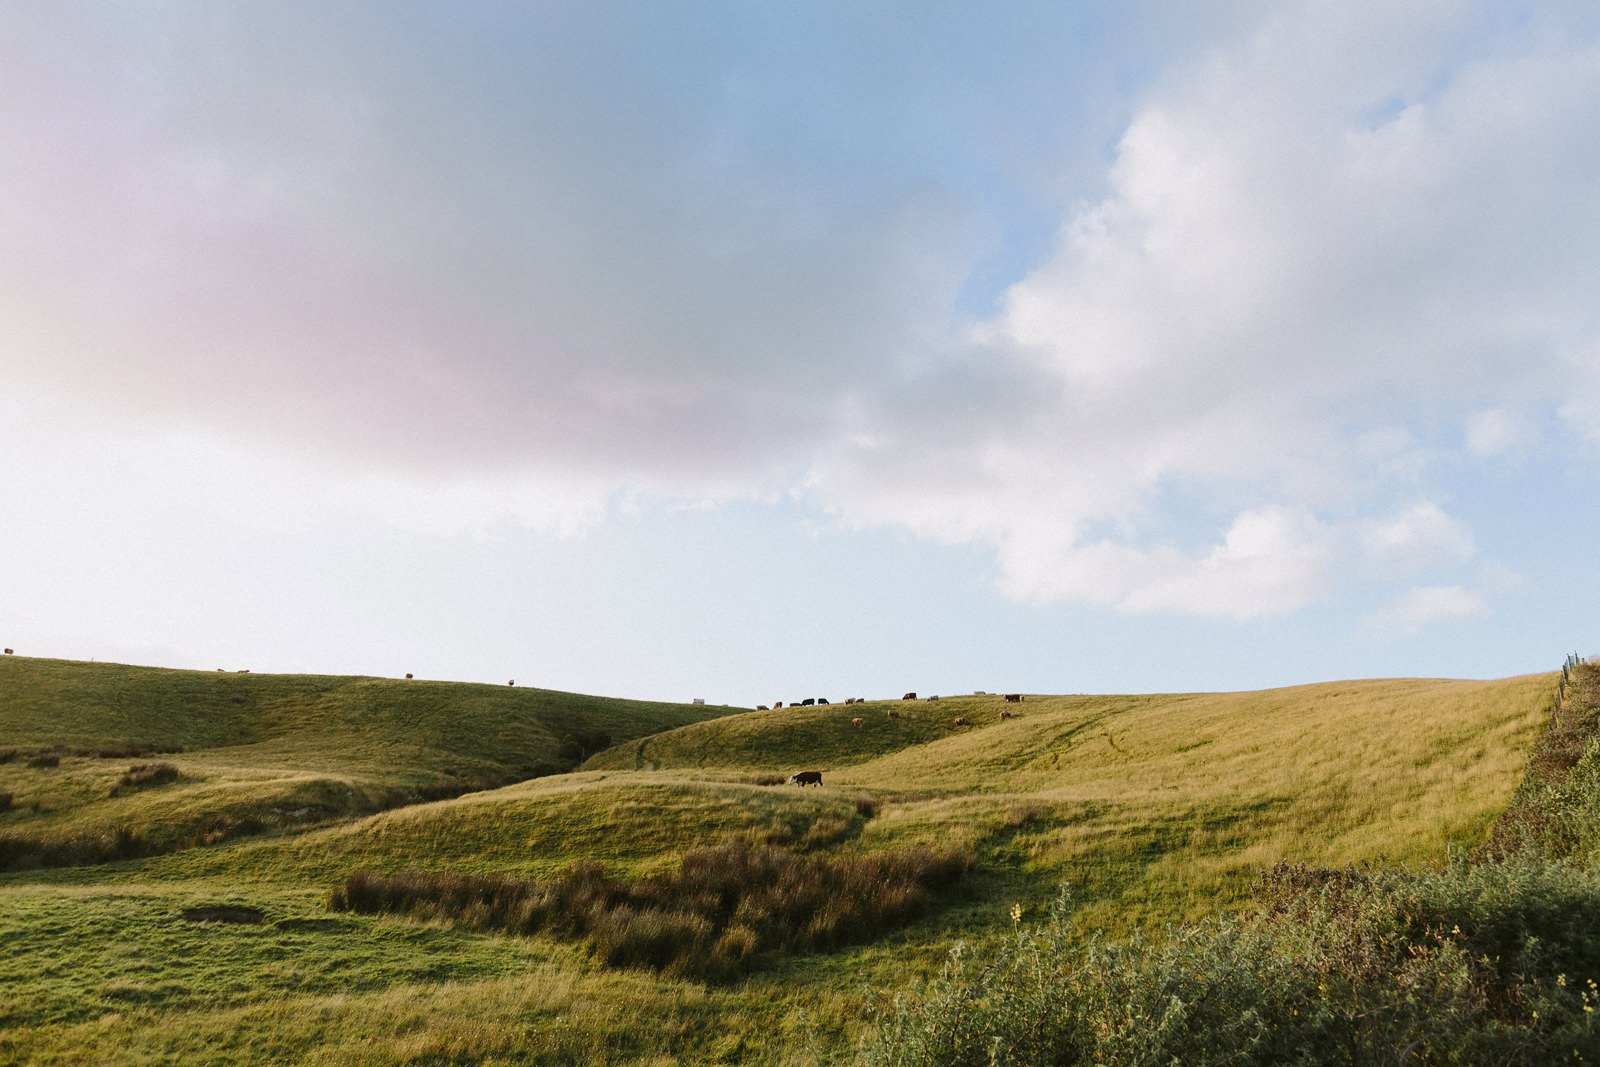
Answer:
[{"left": 4, "top": 3, "right": 1599, "bottom": 631}]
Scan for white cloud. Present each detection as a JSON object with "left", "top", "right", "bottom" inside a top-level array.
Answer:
[
  {"left": 1464, "top": 409, "right": 1534, "bottom": 457},
  {"left": 1359, "top": 501, "right": 1474, "bottom": 577},
  {"left": 1363, "top": 585, "right": 1492, "bottom": 639},
  {"left": 811, "top": 4, "right": 1600, "bottom": 613},
  {"left": 1004, "top": 506, "right": 1334, "bottom": 620},
  {"left": 5, "top": 3, "right": 1600, "bottom": 629}
]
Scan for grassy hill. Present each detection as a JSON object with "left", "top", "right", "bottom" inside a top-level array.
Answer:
[
  {"left": 0, "top": 656, "right": 1558, "bottom": 1065},
  {"left": 0, "top": 655, "right": 733, "bottom": 867}
]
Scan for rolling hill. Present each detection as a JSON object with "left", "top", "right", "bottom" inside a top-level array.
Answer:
[{"left": 0, "top": 655, "right": 1558, "bottom": 1065}]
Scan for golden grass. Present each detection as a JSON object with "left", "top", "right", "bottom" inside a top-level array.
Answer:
[{"left": 0, "top": 662, "right": 1558, "bottom": 1064}]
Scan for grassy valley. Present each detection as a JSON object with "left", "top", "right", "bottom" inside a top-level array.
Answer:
[{"left": 0, "top": 655, "right": 1559, "bottom": 1064}]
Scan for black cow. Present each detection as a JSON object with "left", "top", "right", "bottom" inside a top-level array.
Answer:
[
  {"left": 788, "top": 771, "right": 823, "bottom": 787},
  {"left": 1005, "top": 693, "right": 1023, "bottom": 702},
  {"left": 817, "top": 698, "right": 830, "bottom": 705},
  {"left": 799, "top": 698, "right": 815, "bottom": 706}
]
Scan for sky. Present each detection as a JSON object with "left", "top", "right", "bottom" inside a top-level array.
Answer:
[{"left": 3, "top": 1, "right": 1598, "bottom": 706}]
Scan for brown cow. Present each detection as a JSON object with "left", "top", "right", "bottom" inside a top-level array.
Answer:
[
  {"left": 844, "top": 697, "right": 856, "bottom": 706},
  {"left": 999, "top": 710, "right": 1014, "bottom": 721},
  {"left": 508, "top": 679, "right": 515, "bottom": 686},
  {"left": 887, "top": 708, "right": 901, "bottom": 719},
  {"left": 2, "top": 648, "right": 11, "bottom": 655},
  {"left": 405, "top": 673, "right": 413, "bottom": 679},
  {"left": 927, "top": 695, "right": 941, "bottom": 701},
  {"left": 851, "top": 717, "right": 864, "bottom": 727},
  {"left": 773, "top": 701, "right": 784, "bottom": 709},
  {"left": 788, "top": 771, "right": 823, "bottom": 787},
  {"left": 953, "top": 717, "right": 969, "bottom": 726},
  {"left": 1005, "top": 693, "right": 1023, "bottom": 702},
  {"left": 756, "top": 705, "right": 769, "bottom": 711},
  {"left": 902, "top": 692, "right": 917, "bottom": 700}
]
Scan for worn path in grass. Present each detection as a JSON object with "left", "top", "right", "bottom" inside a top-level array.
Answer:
[{"left": 0, "top": 658, "right": 1556, "bottom": 1065}]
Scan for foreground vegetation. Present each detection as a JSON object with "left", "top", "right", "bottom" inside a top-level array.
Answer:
[
  {"left": 862, "top": 659, "right": 1600, "bottom": 1065},
  {"left": 0, "top": 654, "right": 1557, "bottom": 1064}
]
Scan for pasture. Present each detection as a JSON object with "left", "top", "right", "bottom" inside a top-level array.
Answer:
[{"left": 0, "top": 655, "right": 1555, "bottom": 1064}]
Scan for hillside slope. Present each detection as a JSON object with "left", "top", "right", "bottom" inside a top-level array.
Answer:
[
  {"left": 0, "top": 656, "right": 736, "bottom": 866},
  {"left": 0, "top": 658, "right": 1559, "bottom": 1067}
]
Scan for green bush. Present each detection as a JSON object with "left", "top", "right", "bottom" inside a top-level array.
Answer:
[
  {"left": 860, "top": 661, "right": 1600, "bottom": 1066},
  {"left": 330, "top": 840, "right": 970, "bottom": 980}
]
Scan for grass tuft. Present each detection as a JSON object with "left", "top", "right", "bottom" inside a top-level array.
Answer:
[
  {"left": 329, "top": 840, "right": 970, "bottom": 980},
  {"left": 113, "top": 762, "right": 180, "bottom": 794}
]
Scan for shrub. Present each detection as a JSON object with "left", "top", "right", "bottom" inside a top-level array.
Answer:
[
  {"left": 860, "top": 661, "right": 1600, "bottom": 1065},
  {"left": 25, "top": 753, "right": 59, "bottom": 769},
  {"left": 855, "top": 795, "right": 878, "bottom": 819},
  {"left": 329, "top": 841, "right": 970, "bottom": 980},
  {"left": 114, "top": 762, "right": 179, "bottom": 793}
]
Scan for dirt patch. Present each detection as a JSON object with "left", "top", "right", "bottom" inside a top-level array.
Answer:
[{"left": 180, "top": 906, "right": 265, "bottom": 925}]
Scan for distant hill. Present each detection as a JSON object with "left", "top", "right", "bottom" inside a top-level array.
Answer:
[{"left": 0, "top": 655, "right": 735, "bottom": 866}]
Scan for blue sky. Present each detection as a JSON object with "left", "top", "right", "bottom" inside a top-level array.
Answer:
[{"left": 2, "top": 2, "right": 1597, "bottom": 704}]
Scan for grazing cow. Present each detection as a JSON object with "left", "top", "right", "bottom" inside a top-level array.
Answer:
[
  {"left": 927, "top": 695, "right": 941, "bottom": 701},
  {"left": 756, "top": 705, "right": 769, "bottom": 711},
  {"left": 508, "top": 679, "right": 515, "bottom": 686},
  {"left": 237, "top": 669, "right": 250, "bottom": 674},
  {"left": 845, "top": 697, "right": 856, "bottom": 706},
  {"left": 1005, "top": 693, "right": 1023, "bottom": 703},
  {"left": 773, "top": 701, "right": 784, "bottom": 709},
  {"left": 216, "top": 668, "right": 225, "bottom": 672},
  {"left": 405, "top": 673, "right": 413, "bottom": 679},
  {"left": 788, "top": 771, "right": 823, "bottom": 787},
  {"left": 999, "top": 710, "right": 1014, "bottom": 721},
  {"left": 800, "top": 698, "right": 815, "bottom": 707},
  {"left": 817, "top": 698, "right": 830, "bottom": 705},
  {"left": 2, "top": 648, "right": 11, "bottom": 655},
  {"left": 887, "top": 708, "right": 901, "bottom": 719},
  {"left": 902, "top": 692, "right": 917, "bottom": 700},
  {"left": 953, "top": 717, "right": 969, "bottom": 726},
  {"left": 851, "top": 717, "right": 864, "bottom": 727}
]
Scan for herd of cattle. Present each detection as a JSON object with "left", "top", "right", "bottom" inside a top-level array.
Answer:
[
  {"left": 778, "top": 692, "right": 1023, "bottom": 786},
  {"left": 759, "top": 692, "right": 1022, "bottom": 712}
]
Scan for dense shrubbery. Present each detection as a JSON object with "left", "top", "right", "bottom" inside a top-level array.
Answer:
[
  {"left": 860, "top": 662, "right": 1600, "bottom": 1066},
  {"left": 113, "top": 761, "right": 180, "bottom": 793},
  {"left": 0, "top": 813, "right": 269, "bottom": 871},
  {"left": 330, "top": 840, "right": 970, "bottom": 980}
]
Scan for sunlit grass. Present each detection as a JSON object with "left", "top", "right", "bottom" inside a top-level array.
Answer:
[{"left": 0, "top": 657, "right": 1556, "bottom": 1064}]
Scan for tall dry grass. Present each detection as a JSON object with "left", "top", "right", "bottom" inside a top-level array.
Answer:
[{"left": 330, "top": 840, "right": 970, "bottom": 980}]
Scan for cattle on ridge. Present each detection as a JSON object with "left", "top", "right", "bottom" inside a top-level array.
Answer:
[
  {"left": 799, "top": 698, "right": 815, "bottom": 707},
  {"left": 2, "top": 648, "right": 11, "bottom": 655},
  {"left": 1005, "top": 694, "right": 1023, "bottom": 703},
  {"left": 756, "top": 705, "right": 769, "bottom": 711},
  {"left": 817, "top": 698, "right": 830, "bottom": 705},
  {"left": 405, "top": 673, "right": 413, "bottom": 679},
  {"left": 773, "top": 701, "right": 784, "bottom": 709},
  {"left": 902, "top": 692, "right": 916, "bottom": 700}
]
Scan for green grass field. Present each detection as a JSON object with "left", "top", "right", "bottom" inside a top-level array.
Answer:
[{"left": 0, "top": 655, "right": 1555, "bottom": 1065}]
